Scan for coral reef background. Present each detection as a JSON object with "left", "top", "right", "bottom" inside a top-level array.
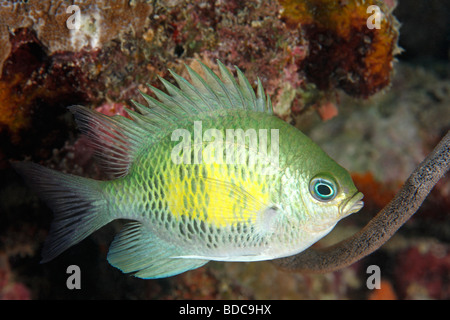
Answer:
[{"left": 0, "top": 0, "right": 449, "bottom": 299}]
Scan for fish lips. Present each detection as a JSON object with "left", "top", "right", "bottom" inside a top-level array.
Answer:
[{"left": 340, "top": 192, "right": 364, "bottom": 218}]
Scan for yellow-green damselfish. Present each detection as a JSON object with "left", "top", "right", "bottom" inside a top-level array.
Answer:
[{"left": 13, "top": 61, "right": 363, "bottom": 279}]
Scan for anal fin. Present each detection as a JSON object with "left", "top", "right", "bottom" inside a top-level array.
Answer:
[{"left": 107, "top": 222, "right": 208, "bottom": 279}]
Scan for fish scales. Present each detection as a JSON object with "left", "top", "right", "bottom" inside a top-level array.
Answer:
[{"left": 105, "top": 110, "right": 285, "bottom": 257}]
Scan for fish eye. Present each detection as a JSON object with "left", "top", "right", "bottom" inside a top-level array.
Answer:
[{"left": 309, "top": 177, "right": 337, "bottom": 201}]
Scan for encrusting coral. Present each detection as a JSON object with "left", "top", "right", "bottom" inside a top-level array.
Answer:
[
  {"left": 279, "top": 0, "right": 401, "bottom": 98},
  {"left": 0, "top": 0, "right": 401, "bottom": 126},
  {"left": 0, "top": 0, "right": 153, "bottom": 74}
]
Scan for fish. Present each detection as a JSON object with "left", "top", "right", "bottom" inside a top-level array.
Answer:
[{"left": 12, "top": 60, "right": 364, "bottom": 279}]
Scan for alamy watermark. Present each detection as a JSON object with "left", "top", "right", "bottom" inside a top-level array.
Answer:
[
  {"left": 170, "top": 121, "right": 280, "bottom": 175},
  {"left": 65, "top": 4, "right": 384, "bottom": 33},
  {"left": 66, "top": 265, "right": 81, "bottom": 290},
  {"left": 366, "top": 265, "right": 381, "bottom": 289},
  {"left": 66, "top": 5, "right": 81, "bottom": 30},
  {"left": 366, "top": 5, "right": 384, "bottom": 30}
]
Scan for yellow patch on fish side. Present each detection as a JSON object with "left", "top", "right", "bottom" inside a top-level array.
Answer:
[{"left": 166, "top": 161, "right": 270, "bottom": 228}]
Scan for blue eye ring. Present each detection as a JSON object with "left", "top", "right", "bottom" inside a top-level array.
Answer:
[{"left": 309, "top": 177, "right": 337, "bottom": 201}]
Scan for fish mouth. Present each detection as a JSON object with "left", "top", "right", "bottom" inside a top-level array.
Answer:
[{"left": 340, "top": 191, "right": 364, "bottom": 218}]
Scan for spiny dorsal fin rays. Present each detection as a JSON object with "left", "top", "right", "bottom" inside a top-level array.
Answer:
[
  {"left": 235, "top": 66, "right": 259, "bottom": 111},
  {"left": 167, "top": 68, "right": 204, "bottom": 111},
  {"left": 217, "top": 60, "right": 247, "bottom": 111},
  {"left": 197, "top": 61, "right": 236, "bottom": 110},
  {"left": 130, "top": 99, "right": 172, "bottom": 129},
  {"left": 144, "top": 60, "right": 273, "bottom": 115},
  {"left": 157, "top": 76, "right": 201, "bottom": 115},
  {"left": 69, "top": 61, "right": 273, "bottom": 178},
  {"left": 167, "top": 68, "right": 215, "bottom": 114},
  {"left": 139, "top": 90, "right": 180, "bottom": 120},
  {"left": 124, "top": 105, "right": 161, "bottom": 131},
  {"left": 256, "top": 78, "right": 266, "bottom": 113},
  {"left": 185, "top": 64, "right": 221, "bottom": 111},
  {"left": 147, "top": 84, "right": 183, "bottom": 111},
  {"left": 130, "top": 98, "right": 151, "bottom": 115},
  {"left": 148, "top": 60, "right": 271, "bottom": 114}
]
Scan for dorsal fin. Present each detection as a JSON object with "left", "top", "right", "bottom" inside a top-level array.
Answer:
[
  {"left": 69, "top": 60, "right": 273, "bottom": 177},
  {"left": 144, "top": 60, "right": 273, "bottom": 117}
]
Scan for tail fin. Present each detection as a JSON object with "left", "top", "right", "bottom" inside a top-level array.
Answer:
[{"left": 12, "top": 162, "right": 111, "bottom": 263}]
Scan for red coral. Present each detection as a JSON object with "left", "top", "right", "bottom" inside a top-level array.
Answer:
[{"left": 395, "top": 246, "right": 450, "bottom": 299}]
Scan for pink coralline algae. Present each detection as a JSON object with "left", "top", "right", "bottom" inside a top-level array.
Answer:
[{"left": 95, "top": 102, "right": 130, "bottom": 118}]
